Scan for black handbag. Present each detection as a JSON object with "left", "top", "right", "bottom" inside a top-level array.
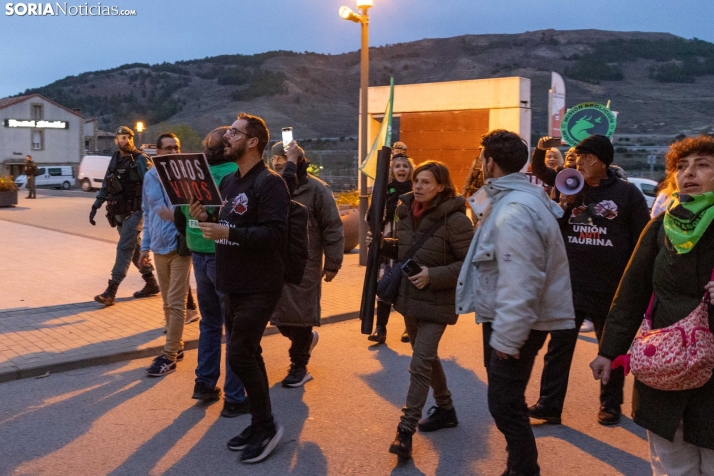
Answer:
[{"left": 376, "top": 217, "right": 445, "bottom": 305}]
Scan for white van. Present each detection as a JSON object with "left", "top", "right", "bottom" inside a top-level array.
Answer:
[
  {"left": 14, "top": 166, "right": 76, "bottom": 190},
  {"left": 77, "top": 155, "right": 111, "bottom": 192}
]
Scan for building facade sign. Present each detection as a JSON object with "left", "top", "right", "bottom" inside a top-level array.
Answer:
[{"left": 4, "top": 119, "right": 69, "bottom": 129}]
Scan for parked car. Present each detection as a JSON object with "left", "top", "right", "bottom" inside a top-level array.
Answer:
[
  {"left": 629, "top": 177, "right": 658, "bottom": 209},
  {"left": 14, "top": 166, "right": 76, "bottom": 190},
  {"left": 77, "top": 155, "right": 111, "bottom": 192}
]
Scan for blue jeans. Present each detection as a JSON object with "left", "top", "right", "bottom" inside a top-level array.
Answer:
[{"left": 193, "top": 252, "right": 246, "bottom": 403}]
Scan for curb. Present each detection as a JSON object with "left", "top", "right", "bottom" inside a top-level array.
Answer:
[{"left": 0, "top": 311, "right": 360, "bottom": 384}]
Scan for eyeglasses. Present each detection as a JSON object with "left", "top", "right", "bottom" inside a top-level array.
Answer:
[{"left": 227, "top": 128, "right": 253, "bottom": 139}]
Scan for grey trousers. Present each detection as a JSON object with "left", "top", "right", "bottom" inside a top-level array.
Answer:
[
  {"left": 399, "top": 315, "right": 454, "bottom": 433},
  {"left": 111, "top": 211, "right": 153, "bottom": 283}
]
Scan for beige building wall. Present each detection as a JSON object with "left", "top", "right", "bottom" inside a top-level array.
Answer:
[{"left": 361, "top": 77, "right": 531, "bottom": 164}]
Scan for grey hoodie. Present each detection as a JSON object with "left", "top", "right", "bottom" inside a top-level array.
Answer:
[{"left": 455, "top": 173, "right": 575, "bottom": 355}]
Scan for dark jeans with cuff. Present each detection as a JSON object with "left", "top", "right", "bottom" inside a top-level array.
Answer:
[
  {"left": 111, "top": 211, "right": 153, "bottom": 283},
  {"left": 277, "top": 326, "right": 313, "bottom": 368},
  {"left": 193, "top": 252, "right": 245, "bottom": 403},
  {"left": 224, "top": 291, "right": 282, "bottom": 434},
  {"left": 483, "top": 322, "right": 548, "bottom": 476}
]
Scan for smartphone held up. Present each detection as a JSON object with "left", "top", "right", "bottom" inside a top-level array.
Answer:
[{"left": 282, "top": 127, "right": 293, "bottom": 150}]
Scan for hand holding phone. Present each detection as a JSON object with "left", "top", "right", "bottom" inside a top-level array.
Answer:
[
  {"left": 538, "top": 136, "right": 562, "bottom": 150},
  {"left": 402, "top": 259, "right": 422, "bottom": 277},
  {"left": 282, "top": 127, "right": 293, "bottom": 150}
]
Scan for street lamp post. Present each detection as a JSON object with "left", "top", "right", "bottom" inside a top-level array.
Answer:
[{"left": 340, "top": 0, "right": 372, "bottom": 266}]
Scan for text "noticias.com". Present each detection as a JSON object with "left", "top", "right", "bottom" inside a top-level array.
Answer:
[{"left": 5, "top": 3, "right": 137, "bottom": 16}]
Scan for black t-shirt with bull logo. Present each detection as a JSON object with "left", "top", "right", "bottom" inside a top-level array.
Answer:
[
  {"left": 560, "top": 169, "right": 650, "bottom": 297},
  {"left": 215, "top": 161, "right": 290, "bottom": 295}
]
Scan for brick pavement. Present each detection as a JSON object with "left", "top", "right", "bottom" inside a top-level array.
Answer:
[{"left": 0, "top": 208, "right": 366, "bottom": 383}]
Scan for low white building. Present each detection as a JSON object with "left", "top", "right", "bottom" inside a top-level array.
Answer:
[{"left": 0, "top": 94, "right": 85, "bottom": 177}]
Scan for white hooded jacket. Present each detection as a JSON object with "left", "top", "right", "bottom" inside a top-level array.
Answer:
[{"left": 455, "top": 173, "right": 575, "bottom": 355}]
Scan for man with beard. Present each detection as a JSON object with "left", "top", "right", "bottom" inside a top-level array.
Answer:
[
  {"left": 89, "top": 126, "right": 159, "bottom": 306},
  {"left": 189, "top": 113, "right": 289, "bottom": 464},
  {"left": 269, "top": 142, "right": 344, "bottom": 387},
  {"left": 456, "top": 130, "right": 575, "bottom": 476}
]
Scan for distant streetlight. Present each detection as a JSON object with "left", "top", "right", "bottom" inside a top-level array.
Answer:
[
  {"left": 339, "top": 0, "right": 372, "bottom": 266},
  {"left": 135, "top": 121, "right": 145, "bottom": 149}
]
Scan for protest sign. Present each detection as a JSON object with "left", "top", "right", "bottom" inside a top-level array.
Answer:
[
  {"left": 152, "top": 153, "right": 223, "bottom": 206},
  {"left": 560, "top": 102, "right": 617, "bottom": 147}
]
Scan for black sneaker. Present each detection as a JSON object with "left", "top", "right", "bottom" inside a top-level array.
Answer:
[
  {"left": 388, "top": 427, "right": 413, "bottom": 459},
  {"left": 240, "top": 425, "right": 284, "bottom": 464},
  {"left": 418, "top": 405, "right": 458, "bottom": 432},
  {"left": 401, "top": 329, "right": 410, "bottom": 343},
  {"left": 176, "top": 349, "right": 184, "bottom": 362},
  {"left": 227, "top": 426, "right": 253, "bottom": 451},
  {"left": 146, "top": 355, "right": 176, "bottom": 377},
  {"left": 528, "top": 403, "right": 562, "bottom": 425},
  {"left": 281, "top": 365, "right": 313, "bottom": 388},
  {"left": 598, "top": 406, "right": 621, "bottom": 426},
  {"left": 221, "top": 399, "right": 250, "bottom": 418},
  {"left": 192, "top": 382, "right": 222, "bottom": 401}
]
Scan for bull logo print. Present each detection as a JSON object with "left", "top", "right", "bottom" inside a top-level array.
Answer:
[{"left": 231, "top": 193, "right": 249, "bottom": 215}]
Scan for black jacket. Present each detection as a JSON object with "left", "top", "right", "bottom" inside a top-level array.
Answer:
[
  {"left": 601, "top": 215, "right": 714, "bottom": 449},
  {"left": 559, "top": 169, "right": 650, "bottom": 304},
  {"left": 215, "top": 161, "right": 290, "bottom": 294}
]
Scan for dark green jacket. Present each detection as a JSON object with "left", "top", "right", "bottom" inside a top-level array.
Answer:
[
  {"left": 601, "top": 214, "right": 714, "bottom": 449},
  {"left": 383, "top": 193, "right": 474, "bottom": 325}
]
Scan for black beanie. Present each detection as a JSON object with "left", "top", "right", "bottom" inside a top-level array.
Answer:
[{"left": 575, "top": 134, "right": 614, "bottom": 167}]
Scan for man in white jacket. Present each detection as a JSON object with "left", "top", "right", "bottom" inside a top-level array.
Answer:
[{"left": 456, "top": 130, "right": 575, "bottom": 476}]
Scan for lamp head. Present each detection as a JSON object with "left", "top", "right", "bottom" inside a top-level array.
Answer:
[
  {"left": 135, "top": 121, "right": 144, "bottom": 133},
  {"left": 339, "top": 5, "right": 362, "bottom": 22},
  {"left": 356, "top": 0, "right": 373, "bottom": 8}
]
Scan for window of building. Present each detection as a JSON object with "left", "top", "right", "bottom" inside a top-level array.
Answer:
[
  {"left": 31, "top": 130, "right": 43, "bottom": 150},
  {"left": 30, "top": 104, "right": 43, "bottom": 120}
]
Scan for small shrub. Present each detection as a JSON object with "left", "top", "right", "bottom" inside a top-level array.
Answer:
[{"left": 0, "top": 175, "right": 18, "bottom": 192}]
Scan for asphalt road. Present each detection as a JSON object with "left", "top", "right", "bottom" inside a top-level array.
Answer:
[{"left": 0, "top": 318, "right": 651, "bottom": 476}]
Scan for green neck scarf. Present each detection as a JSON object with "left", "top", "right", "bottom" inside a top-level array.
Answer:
[{"left": 663, "top": 191, "right": 714, "bottom": 254}]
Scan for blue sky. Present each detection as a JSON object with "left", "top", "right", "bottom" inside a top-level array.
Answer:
[{"left": 1, "top": 0, "right": 712, "bottom": 98}]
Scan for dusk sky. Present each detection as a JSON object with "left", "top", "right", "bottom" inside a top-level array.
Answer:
[{"left": 1, "top": 0, "right": 713, "bottom": 99}]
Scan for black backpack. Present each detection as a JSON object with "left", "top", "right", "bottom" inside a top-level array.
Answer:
[{"left": 254, "top": 168, "right": 309, "bottom": 285}]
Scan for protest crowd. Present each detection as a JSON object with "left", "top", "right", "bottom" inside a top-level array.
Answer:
[{"left": 85, "top": 111, "right": 714, "bottom": 475}]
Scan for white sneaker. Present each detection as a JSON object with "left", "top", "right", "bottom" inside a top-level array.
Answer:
[
  {"left": 580, "top": 320, "right": 594, "bottom": 333},
  {"left": 185, "top": 308, "right": 200, "bottom": 325},
  {"left": 309, "top": 330, "right": 319, "bottom": 354}
]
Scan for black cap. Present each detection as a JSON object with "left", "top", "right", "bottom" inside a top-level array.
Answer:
[
  {"left": 115, "top": 126, "right": 134, "bottom": 137},
  {"left": 575, "top": 134, "right": 614, "bottom": 167}
]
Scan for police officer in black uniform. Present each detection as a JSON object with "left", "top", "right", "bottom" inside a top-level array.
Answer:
[{"left": 89, "top": 126, "right": 159, "bottom": 306}]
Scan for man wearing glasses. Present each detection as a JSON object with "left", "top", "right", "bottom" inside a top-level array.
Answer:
[
  {"left": 190, "top": 113, "right": 290, "bottom": 464},
  {"left": 90, "top": 126, "right": 158, "bottom": 307},
  {"left": 527, "top": 134, "right": 650, "bottom": 428}
]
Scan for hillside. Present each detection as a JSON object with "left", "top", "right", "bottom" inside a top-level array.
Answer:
[{"left": 20, "top": 29, "right": 714, "bottom": 142}]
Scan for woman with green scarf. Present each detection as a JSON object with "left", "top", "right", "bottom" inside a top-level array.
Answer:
[{"left": 591, "top": 135, "right": 714, "bottom": 475}]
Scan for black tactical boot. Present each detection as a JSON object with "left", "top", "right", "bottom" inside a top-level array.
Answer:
[
  {"left": 134, "top": 274, "right": 160, "bottom": 298},
  {"left": 95, "top": 280, "right": 119, "bottom": 306}
]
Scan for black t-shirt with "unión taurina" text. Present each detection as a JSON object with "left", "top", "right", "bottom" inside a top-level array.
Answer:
[{"left": 215, "top": 161, "right": 290, "bottom": 295}]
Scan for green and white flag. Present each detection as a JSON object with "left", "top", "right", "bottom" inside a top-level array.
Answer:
[{"left": 360, "top": 77, "right": 394, "bottom": 179}]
